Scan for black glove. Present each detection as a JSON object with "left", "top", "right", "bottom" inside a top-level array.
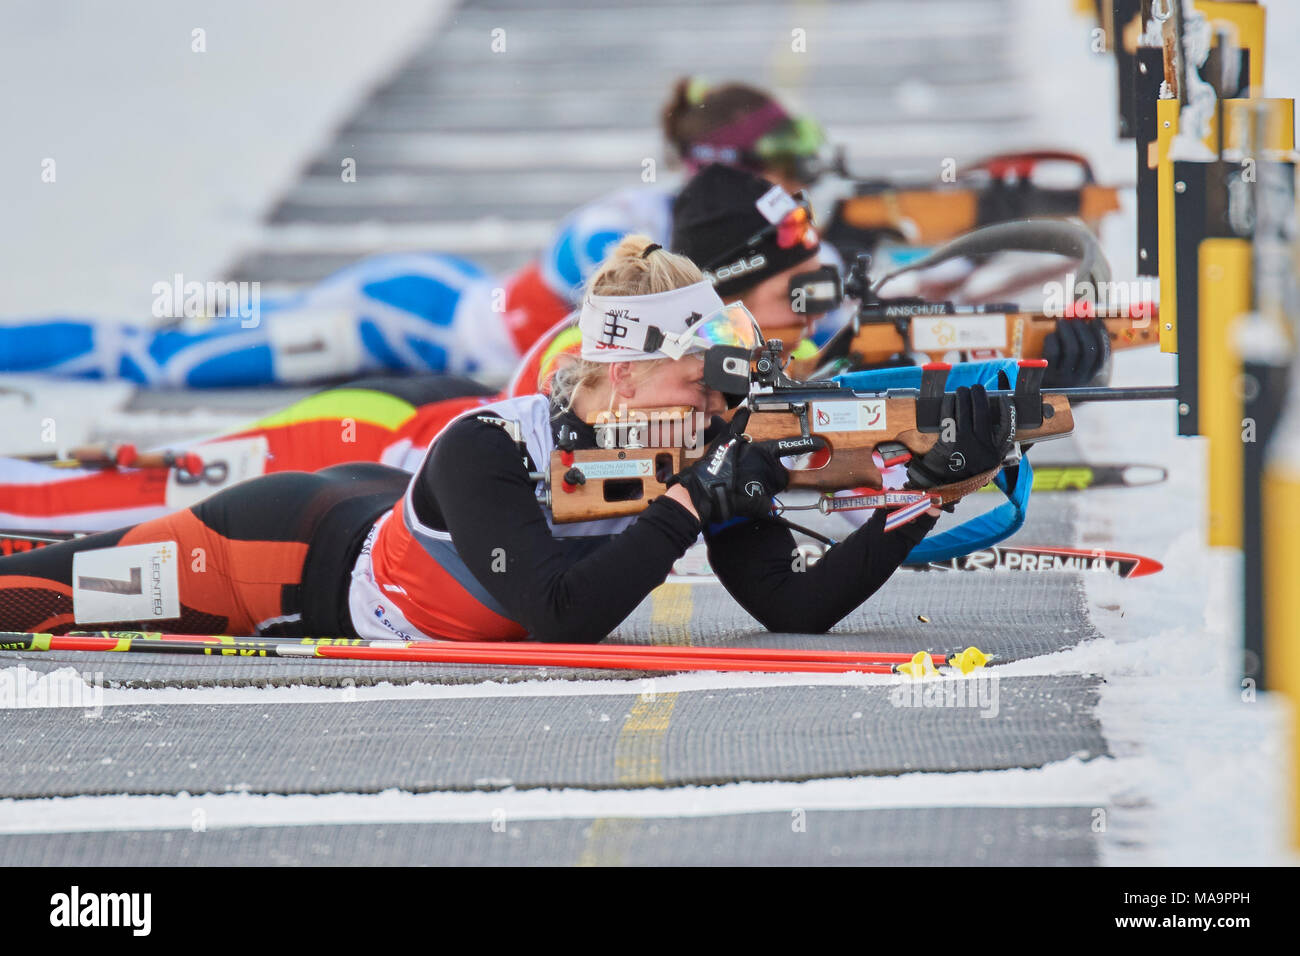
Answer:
[
  {"left": 1042, "top": 317, "right": 1111, "bottom": 388},
  {"left": 668, "top": 409, "right": 797, "bottom": 524},
  {"left": 907, "top": 384, "right": 1014, "bottom": 489},
  {"left": 733, "top": 430, "right": 805, "bottom": 520}
]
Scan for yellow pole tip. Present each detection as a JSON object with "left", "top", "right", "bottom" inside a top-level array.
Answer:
[
  {"left": 950, "top": 647, "right": 992, "bottom": 674},
  {"left": 898, "top": 651, "right": 939, "bottom": 678}
]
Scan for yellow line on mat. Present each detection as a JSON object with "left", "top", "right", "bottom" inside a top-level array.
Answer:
[
  {"left": 648, "top": 582, "right": 693, "bottom": 646},
  {"left": 613, "top": 694, "right": 678, "bottom": 785},
  {"left": 577, "top": 581, "right": 692, "bottom": 863},
  {"left": 577, "top": 693, "right": 679, "bottom": 865}
]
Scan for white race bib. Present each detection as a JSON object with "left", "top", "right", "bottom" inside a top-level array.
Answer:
[
  {"left": 73, "top": 541, "right": 181, "bottom": 624},
  {"left": 268, "top": 309, "right": 366, "bottom": 383},
  {"left": 164, "top": 436, "right": 269, "bottom": 510}
]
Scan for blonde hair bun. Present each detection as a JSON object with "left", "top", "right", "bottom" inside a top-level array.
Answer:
[{"left": 585, "top": 234, "right": 702, "bottom": 299}]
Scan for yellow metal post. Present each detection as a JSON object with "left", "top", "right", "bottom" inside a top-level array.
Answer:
[
  {"left": 1199, "top": 239, "right": 1253, "bottom": 547},
  {"left": 1263, "top": 456, "right": 1300, "bottom": 848},
  {"left": 1220, "top": 98, "right": 1295, "bottom": 155}
]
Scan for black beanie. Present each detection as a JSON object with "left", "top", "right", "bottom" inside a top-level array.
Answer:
[{"left": 670, "top": 163, "right": 820, "bottom": 297}]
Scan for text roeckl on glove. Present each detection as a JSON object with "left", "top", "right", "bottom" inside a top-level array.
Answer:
[{"left": 668, "top": 409, "right": 811, "bottom": 524}]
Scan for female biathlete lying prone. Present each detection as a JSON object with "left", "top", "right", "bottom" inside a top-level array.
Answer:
[
  {"left": 0, "top": 237, "right": 1012, "bottom": 642},
  {"left": 0, "top": 164, "right": 835, "bottom": 534}
]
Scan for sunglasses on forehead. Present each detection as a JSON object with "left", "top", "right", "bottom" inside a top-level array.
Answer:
[{"left": 702, "top": 194, "right": 819, "bottom": 275}]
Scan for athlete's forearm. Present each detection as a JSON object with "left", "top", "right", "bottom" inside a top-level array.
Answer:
[
  {"left": 521, "top": 498, "right": 699, "bottom": 643},
  {"left": 705, "top": 510, "right": 938, "bottom": 633}
]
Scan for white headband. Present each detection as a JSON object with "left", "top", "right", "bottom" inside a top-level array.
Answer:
[{"left": 578, "top": 280, "right": 726, "bottom": 362}]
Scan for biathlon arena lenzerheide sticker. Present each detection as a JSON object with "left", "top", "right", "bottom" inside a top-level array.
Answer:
[
  {"left": 909, "top": 315, "right": 1007, "bottom": 352},
  {"left": 570, "top": 459, "right": 655, "bottom": 480},
  {"left": 810, "top": 400, "right": 887, "bottom": 432},
  {"left": 72, "top": 541, "right": 181, "bottom": 623}
]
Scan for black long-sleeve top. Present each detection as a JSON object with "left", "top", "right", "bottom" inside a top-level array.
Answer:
[{"left": 411, "top": 406, "right": 937, "bottom": 643}]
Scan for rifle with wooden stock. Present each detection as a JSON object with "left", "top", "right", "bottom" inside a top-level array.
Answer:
[
  {"left": 791, "top": 219, "right": 1160, "bottom": 381},
  {"left": 537, "top": 339, "right": 1175, "bottom": 524},
  {"left": 824, "top": 150, "right": 1122, "bottom": 252}
]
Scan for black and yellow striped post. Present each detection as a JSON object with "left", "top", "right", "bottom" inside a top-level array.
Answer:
[
  {"left": 1199, "top": 237, "right": 1251, "bottom": 547},
  {"left": 1246, "top": 103, "right": 1300, "bottom": 848},
  {"left": 1137, "top": 2, "right": 1299, "bottom": 846},
  {"left": 1227, "top": 101, "right": 1295, "bottom": 690},
  {"left": 1196, "top": 98, "right": 1293, "bottom": 550},
  {"left": 1190, "top": 104, "right": 1294, "bottom": 520},
  {"left": 1153, "top": 1, "right": 1269, "bottom": 434}
]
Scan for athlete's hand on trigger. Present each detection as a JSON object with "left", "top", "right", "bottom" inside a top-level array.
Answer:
[
  {"left": 668, "top": 410, "right": 822, "bottom": 525},
  {"left": 667, "top": 411, "right": 752, "bottom": 526},
  {"left": 728, "top": 423, "right": 796, "bottom": 520}
]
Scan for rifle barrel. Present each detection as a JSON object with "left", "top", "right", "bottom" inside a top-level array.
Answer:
[
  {"left": 876, "top": 385, "right": 1179, "bottom": 402},
  {"left": 1047, "top": 386, "right": 1179, "bottom": 402}
]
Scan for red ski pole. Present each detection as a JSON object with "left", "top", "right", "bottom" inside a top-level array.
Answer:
[
  {"left": 10, "top": 632, "right": 903, "bottom": 675},
  {"left": 78, "top": 631, "right": 944, "bottom": 666}
]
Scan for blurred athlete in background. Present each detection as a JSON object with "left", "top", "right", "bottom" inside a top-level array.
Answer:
[{"left": 0, "top": 80, "right": 834, "bottom": 389}]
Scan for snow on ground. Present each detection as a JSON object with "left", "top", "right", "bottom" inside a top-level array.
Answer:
[
  {"left": 1066, "top": 348, "right": 1298, "bottom": 865},
  {"left": 2, "top": 1, "right": 1299, "bottom": 865},
  {"left": 0, "top": 762, "right": 1113, "bottom": 835}
]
